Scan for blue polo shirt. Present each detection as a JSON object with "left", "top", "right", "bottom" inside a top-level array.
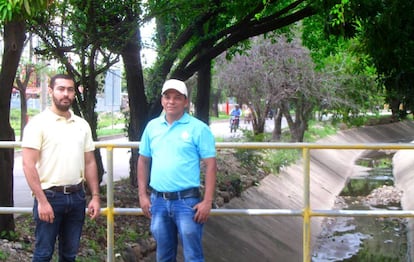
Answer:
[{"left": 139, "top": 112, "right": 216, "bottom": 192}]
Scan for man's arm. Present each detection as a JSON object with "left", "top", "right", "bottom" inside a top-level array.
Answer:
[
  {"left": 202, "top": 157, "right": 217, "bottom": 204},
  {"left": 22, "top": 147, "right": 55, "bottom": 223},
  {"left": 137, "top": 155, "right": 151, "bottom": 218},
  {"left": 194, "top": 157, "right": 217, "bottom": 223},
  {"left": 84, "top": 151, "right": 100, "bottom": 219}
]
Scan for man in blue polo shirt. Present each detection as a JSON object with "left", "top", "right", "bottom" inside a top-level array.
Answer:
[{"left": 138, "top": 79, "right": 217, "bottom": 262}]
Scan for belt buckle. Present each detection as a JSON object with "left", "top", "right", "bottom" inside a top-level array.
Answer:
[
  {"left": 63, "top": 185, "right": 70, "bottom": 194},
  {"left": 162, "top": 192, "right": 168, "bottom": 200}
]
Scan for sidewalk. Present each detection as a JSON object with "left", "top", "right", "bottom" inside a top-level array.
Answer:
[{"left": 13, "top": 155, "right": 32, "bottom": 207}]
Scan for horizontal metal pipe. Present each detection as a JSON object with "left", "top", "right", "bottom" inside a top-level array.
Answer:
[
  {"left": 3, "top": 207, "right": 413, "bottom": 219},
  {"left": 3, "top": 141, "right": 414, "bottom": 150}
]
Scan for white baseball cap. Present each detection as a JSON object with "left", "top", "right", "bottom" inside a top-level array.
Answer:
[{"left": 161, "top": 79, "right": 188, "bottom": 97}]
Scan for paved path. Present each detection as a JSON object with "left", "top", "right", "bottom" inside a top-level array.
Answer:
[
  {"left": 209, "top": 118, "right": 275, "bottom": 139},
  {"left": 14, "top": 158, "right": 32, "bottom": 207}
]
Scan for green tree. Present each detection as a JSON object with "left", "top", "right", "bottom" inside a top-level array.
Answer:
[
  {"left": 357, "top": 0, "right": 414, "bottom": 119},
  {"left": 308, "top": 0, "right": 414, "bottom": 120},
  {"left": 216, "top": 35, "right": 325, "bottom": 141},
  {"left": 145, "top": 0, "right": 320, "bottom": 120},
  {"left": 0, "top": 0, "right": 50, "bottom": 237},
  {"left": 60, "top": 0, "right": 325, "bottom": 183},
  {"left": 30, "top": 0, "right": 337, "bottom": 184},
  {"left": 122, "top": 0, "right": 324, "bottom": 183},
  {"left": 302, "top": 3, "right": 383, "bottom": 126},
  {"left": 116, "top": 4, "right": 147, "bottom": 186},
  {"left": 32, "top": 0, "right": 146, "bottom": 186},
  {"left": 31, "top": 0, "right": 133, "bottom": 182},
  {"left": 318, "top": 46, "right": 381, "bottom": 126}
]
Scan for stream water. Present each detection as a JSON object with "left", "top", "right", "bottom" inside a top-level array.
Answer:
[{"left": 312, "top": 151, "right": 408, "bottom": 261}]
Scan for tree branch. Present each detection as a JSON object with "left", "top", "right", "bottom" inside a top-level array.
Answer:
[{"left": 174, "top": 4, "right": 316, "bottom": 79}]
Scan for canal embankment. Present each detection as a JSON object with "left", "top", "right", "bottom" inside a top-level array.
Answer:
[
  {"left": 393, "top": 136, "right": 414, "bottom": 262},
  {"left": 203, "top": 121, "right": 414, "bottom": 261}
]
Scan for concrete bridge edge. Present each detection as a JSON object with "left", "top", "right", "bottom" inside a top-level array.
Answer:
[{"left": 203, "top": 120, "right": 414, "bottom": 261}]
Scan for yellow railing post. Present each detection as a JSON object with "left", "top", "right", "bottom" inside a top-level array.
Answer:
[
  {"left": 105, "top": 146, "right": 115, "bottom": 262},
  {"left": 302, "top": 148, "right": 311, "bottom": 262}
]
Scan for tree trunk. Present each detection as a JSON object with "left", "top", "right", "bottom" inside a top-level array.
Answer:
[
  {"left": 280, "top": 101, "right": 297, "bottom": 141},
  {"left": 210, "top": 89, "right": 221, "bottom": 118},
  {"left": 251, "top": 106, "right": 266, "bottom": 136},
  {"left": 250, "top": 101, "right": 268, "bottom": 136},
  {"left": 121, "top": 28, "right": 147, "bottom": 187},
  {"left": 389, "top": 97, "right": 401, "bottom": 122},
  {"left": 19, "top": 89, "right": 28, "bottom": 141},
  {"left": 294, "top": 98, "right": 313, "bottom": 142},
  {"left": 195, "top": 62, "right": 212, "bottom": 125},
  {"left": 272, "top": 108, "right": 282, "bottom": 141},
  {"left": 70, "top": 69, "right": 105, "bottom": 186},
  {"left": 16, "top": 64, "right": 32, "bottom": 141},
  {"left": 0, "top": 21, "right": 26, "bottom": 236},
  {"left": 85, "top": 76, "right": 105, "bottom": 185}
]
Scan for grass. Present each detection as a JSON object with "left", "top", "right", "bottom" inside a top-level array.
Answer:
[
  {"left": 210, "top": 111, "right": 229, "bottom": 121},
  {"left": 10, "top": 109, "right": 127, "bottom": 138},
  {"left": 97, "top": 128, "right": 126, "bottom": 137},
  {"left": 97, "top": 112, "right": 125, "bottom": 129},
  {"left": 11, "top": 109, "right": 228, "bottom": 139},
  {"left": 10, "top": 109, "right": 39, "bottom": 137},
  {"left": 304, "top": 120, "right": 338, "bottom": 142},
  {"left": 232, "top": 120, "right": 340, "bottom": 175}
]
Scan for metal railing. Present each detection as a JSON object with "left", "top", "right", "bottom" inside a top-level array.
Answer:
[{"left": 2, "top": 141, "right": 414, "bottom": 261}]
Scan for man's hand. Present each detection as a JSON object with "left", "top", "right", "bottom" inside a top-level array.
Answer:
[
  {"left": 37, "top": 201, "right": 55, "bottom": 223},
  {"left": 139, "top": 194, "right": 152, "bottom": 218},
  {"left": 193, "top": 199, "right": 212, "bottom": 224},
  {"left": 88, "top": 197, "right": 101, "bottom": 219}
]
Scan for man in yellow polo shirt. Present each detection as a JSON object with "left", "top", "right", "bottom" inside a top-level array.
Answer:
[{"left": 22, "top": 74, "right": 100, "bottom": 261}]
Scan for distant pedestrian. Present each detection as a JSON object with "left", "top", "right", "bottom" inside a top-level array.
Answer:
[
  {"left": 22, "top": 74, "right": 100, "bottom": 261},
  {"left": 138, "top": 79, "right": 217, "bottom": 261},
  {"left": 267, "top": 109, "right": 274, "bottom": 120},
  {"left": 244, "top": 106, "right": 252, "bottom": 124}
]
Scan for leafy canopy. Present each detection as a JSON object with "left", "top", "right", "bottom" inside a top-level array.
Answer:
[{"left": 0, "top": 0, "right": 50, "bottom": 21}]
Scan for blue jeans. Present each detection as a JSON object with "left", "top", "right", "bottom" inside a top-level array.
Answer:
[
  {"left": 32, "top": 189, "right": 86, "bottom": 262},
  {"left": 150, "top": 194, "right": 204, "bottom": 262}
]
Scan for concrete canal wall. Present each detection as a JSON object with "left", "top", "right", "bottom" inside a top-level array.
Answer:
[
  {"left": 203, "top": 121, "right": 414, "bottom": 261},
  {"left": 392, "top": 131, "right": 414, "bottom": 262}
]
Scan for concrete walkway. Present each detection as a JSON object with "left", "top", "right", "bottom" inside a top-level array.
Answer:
[{"left": 203, "top": 121, "right": 414, "bottom": 261}]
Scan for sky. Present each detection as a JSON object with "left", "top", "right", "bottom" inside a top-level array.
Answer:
[{"left": 140, "top": 20, "right": 157, "bottom": 67}]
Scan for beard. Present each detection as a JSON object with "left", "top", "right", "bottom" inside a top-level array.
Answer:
[{"left": 52, "top": 95, "right": 73, "bottom": 112}]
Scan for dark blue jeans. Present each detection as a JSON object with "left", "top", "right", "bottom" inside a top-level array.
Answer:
[
  {"left": 32, "top": 189, "right": 86, "bottom": 262},
  {"left": 150, "top": 194, "right": 204, "bottom": 262}
]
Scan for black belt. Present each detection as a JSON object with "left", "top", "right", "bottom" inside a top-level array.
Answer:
[
  {"left": 47, "top": 182, "right": 84, "bottom": 194},
  {"left": 152, "top": 187, "right": 200, "bottom": 200}
]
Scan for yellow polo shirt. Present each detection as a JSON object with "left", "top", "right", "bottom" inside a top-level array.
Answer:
[{"left": 22, "top": 108, "right": 95, "bottom": 190}]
